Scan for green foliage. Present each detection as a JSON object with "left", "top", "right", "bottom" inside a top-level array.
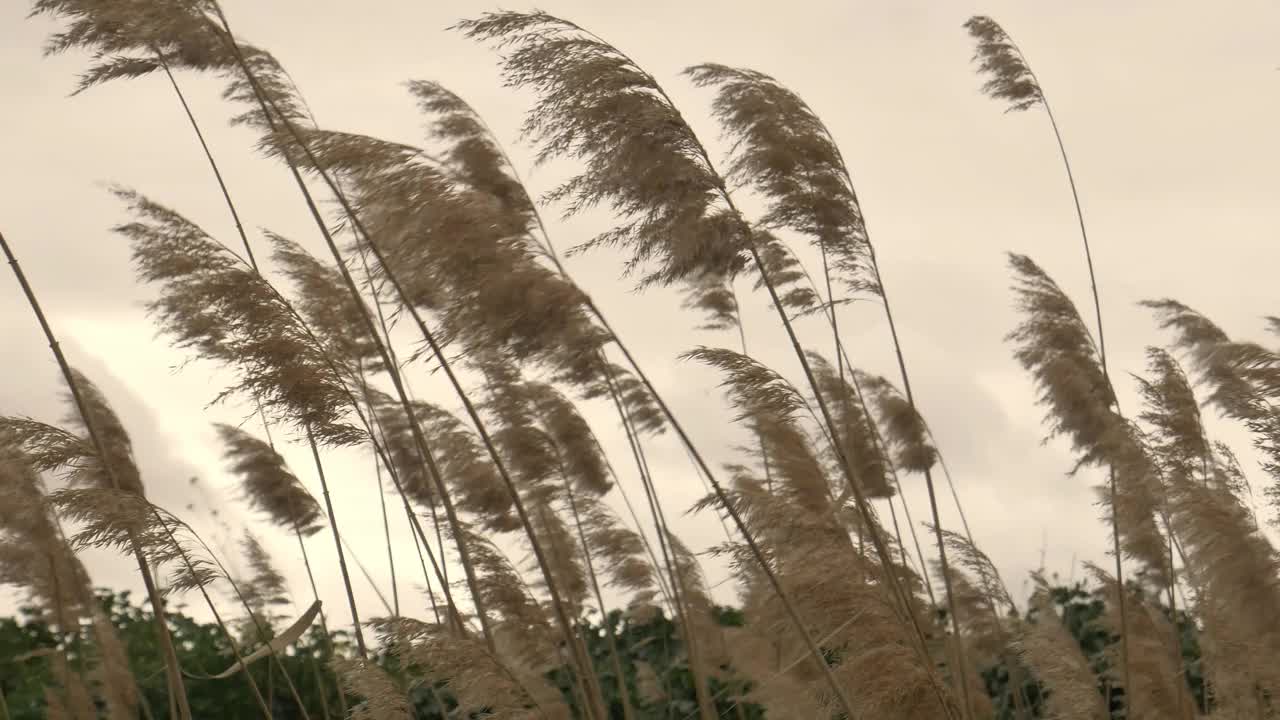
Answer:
[
  {"left": 979, "top": 581, "right": 1207, "bottom": 719},
  {"left": 1, "top": 590, "right": 345, "bottom": 719},
  {"left": 0, "top": 584, "right": 1219, "bottom": 719},
  {"left": 2, "top": 591, "right": 764, "bottom": 719},
  {"left": 0, "top": 613, "right": 58, "bottom": 720},
  {"left": 395, "top": 607, "right": 764, "bottom": 719}
]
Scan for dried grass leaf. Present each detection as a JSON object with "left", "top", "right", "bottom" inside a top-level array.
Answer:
[{"left": 205, "top": 600, "right": 321, "bottom": 679}]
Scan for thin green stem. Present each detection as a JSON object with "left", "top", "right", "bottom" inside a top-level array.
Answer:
[
  {"left": 869, "top": 252, "right": 973, "bottom": 719},
  {"left": 406, "top": 512, "right": 443, "bottom": 625},
  {"left": 791, "top": 83, "right": 975, "bottom": 714},
  {"left": 373, "top": 439, "right": 399, "bottom": 617},
  {"left": 590, "top": 297, "right": 877, "bottom": 717},
  {"left": 583, "top": 426, "right": 675, "bottom": 609},
  {"left": 155, "top": 53, "right": 256, "bottom": 271},
  {"left": 157, "top": 57, "right": 347, "bottom": 714},
  {"left": 747, "top": 239, "right": 954, "bottom": 715},
  {"left": 520, "top": 180, "right": 712, "bottom": 716},
  {"left": 1044, "top": 96, "right": 1132, "bottom": 707},
  {"left": 596, "top": 357, "right": 716, "bottom": 720},
  {"left": 773, "top": 237, "right": 950, "bottom": 574}
]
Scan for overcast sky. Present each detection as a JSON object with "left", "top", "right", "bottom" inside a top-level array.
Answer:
[{"left": 2, "top": 1, "right": 1278, "bottom": 632}]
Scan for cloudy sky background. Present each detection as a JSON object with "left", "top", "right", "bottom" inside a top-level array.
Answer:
[{"left": 2, "top": 0, "right": 1278, "bottom": 631}]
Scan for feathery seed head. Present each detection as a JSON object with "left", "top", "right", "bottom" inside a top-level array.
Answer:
[
  {"left": 856, "top": 370, "right": 937, "bottom": 475},
  {"left": 0, "top": 370, "right": 145, "bottom": 496},
  {"left": 117, "top": 188, "right": 365, "bottom": 447},
  {"left": 458, "top": 11, "right": 750, "bottom": 288},
  {"left": 215, "top": 423, "right": 323, "bottom": 535},
  {"left": 964, "top": 16, "right": 1044, "bottom": 113},
  {"left": 52, "top": 487, "right": 221, "bottom": 596},
  {"left": 807, "top": 356, "right": 893, "bottom": 498},
  {"left": 686, "top": 64, "right": 880, "bottom": 300},
  {"left": 32, "top": 0, "right": 227, "bottom": 94},
  {"left": 683, "top": 346, "right": 805, "bottom": 425},
  {"left": 269, "top": 232, "right": 384, "bottom": 374}
]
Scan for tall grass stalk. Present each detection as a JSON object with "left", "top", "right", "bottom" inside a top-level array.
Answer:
[
  {"left": 288, "top": 507, "right": 348, "bottom": 717},
  {"left": 156, "top": 55, "right": 363, "bottom": 704},
  {"left": 747, "top": 234, "right": 957, "bottom": 713},
  {"left": 154, "top": 54, "right": 255, "bottom": 269},
  {"left": 357, "top": 409, "right": 472, "bottom": 638},
  {"left": 594, "top": 356, "right": 721, "bottom": 720},
  {"left": 0, "top": 229, "right": 194, "bottom": 720},
  {"left": 189, "top": 529, "right": 318, "bottom": 719},
  {"left": 458, "top": 94, "right": 725, "bottom": 718},
  {"left": 361, "top": 395, "right": 453, "bottom": 627},
  {"left": 302, "top": 423, "right": 368, "bottom": 657},
  {"left": 367, "top": 393, "right": 398, "bottom": 617},
  {"left": 203, "top": 19, "right": 500, "bottom": 661},
  {"left": 353, "top": 243, "right": 454, "bottom": 620},
  {"left": 562, "top": 480, "right": 639, "bottom": 720},
  {"left": 338, "top": 530, "right": 394, "bottom": 617},
  {"left": 586, "top": 300, "right": 879, "bottom": 717},
  {"left": 965, "top": 16, "right": 1133, "bottom": 706},
  {"left": 204, "top": 12, "right": 620, "bottom": 719},
  {"left": 672, "top": 73, "right": 961, "bottom": 716},
  {"left": 144, "top": 518, "right": 270, "bottom": 718},
  {"left": 245, "top": 421, "right": 350, "bottom": 717},
  {"left": 768, "top": 235, "right": 940, "bottom": 595}
]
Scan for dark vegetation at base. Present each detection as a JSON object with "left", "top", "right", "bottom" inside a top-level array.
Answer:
[{"left": 0, "top": 582, "right": 1208, "bottom": 719}]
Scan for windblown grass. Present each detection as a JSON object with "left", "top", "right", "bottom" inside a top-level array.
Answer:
[{"left": 1, "top": 4, "right": 1276, "bottom": 720}]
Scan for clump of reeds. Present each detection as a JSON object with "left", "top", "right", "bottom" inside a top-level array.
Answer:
[{"left": 1, "top": 4, "right": 1276, "bottom": 720}]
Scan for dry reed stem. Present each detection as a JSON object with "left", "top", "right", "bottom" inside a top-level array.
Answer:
[
  {"left": 0, "top": 229, "right": 194, "bottom": 720},
  {"left": 968, "top": 17, "right": 1134, "bottom": 707},
  {"left": 203, "top": 13, "right": 615, "bottom": 716}
]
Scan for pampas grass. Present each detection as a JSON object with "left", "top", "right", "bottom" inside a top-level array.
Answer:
[
  {"left": 1, "top": 228, "right": 195, "bottom": 718},
  {"left": 3, "top": 4, "right": 1276, "bottom": 720}
]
